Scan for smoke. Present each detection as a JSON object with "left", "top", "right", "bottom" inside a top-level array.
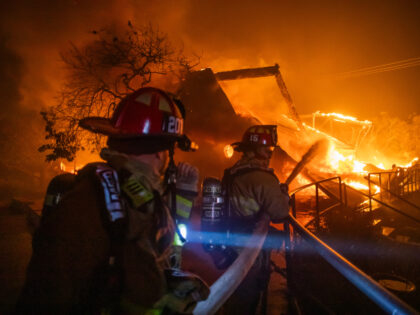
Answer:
[
  {"left": 219, "top": 76, "right": 290, "bottom": 124},
  {"left": 0, "top": 35, "right": 48, "bottom": 199},
  {"left": 0, "top": 0, "right": 419, "bottom": 198},
  {"left": 0, "top": 1, "right": 135, "bottom": 199},
  {"left": 0, "top": 36, "right": 23, "bottom": 116},
  {"left": 2, "top": 0, "right": 417, "bottom": 120}
]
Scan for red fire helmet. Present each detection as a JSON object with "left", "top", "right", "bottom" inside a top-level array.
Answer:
[
  {"left": 231, "top": 125, "right": 278, "bottom": 152},
  {"left": 79, "top": 87, "right": 196, "bottom": 151}
]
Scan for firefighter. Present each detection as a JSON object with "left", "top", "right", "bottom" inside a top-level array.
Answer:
[
  {"left": 15, "top": 87, "right": 208, "bottom": 314},
  {"left": 222, "top": 125, "right": 290, "bottom": 315}
]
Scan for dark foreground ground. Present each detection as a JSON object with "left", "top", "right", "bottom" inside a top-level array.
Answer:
[
  {"left": 0, "top": 204, "right": 33, "bottom": 314},
  {"left": 0, "top": 200, "right": 289, "bottom": 315},
  {"left": 1, "top": 192, "right": 418, "bottom": 314}
]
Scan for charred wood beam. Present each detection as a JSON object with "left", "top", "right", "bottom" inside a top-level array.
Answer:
[
  {"left": 215, "top": 64, "right": 303, "bottom": 129},
  {"left": 274, "top": 69, "right": 303, "bottom": 128},
  {"left": 214, "top": 64, "right": 280, "bottom": 81}
]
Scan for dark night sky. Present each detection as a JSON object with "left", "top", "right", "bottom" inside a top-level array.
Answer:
[{"left": 0, "top": 0, "right": 419, "bottom": 120}]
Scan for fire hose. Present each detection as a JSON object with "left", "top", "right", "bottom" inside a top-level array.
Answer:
[{"left": 193, "top": 213, "right": 270, "bottom": 315}]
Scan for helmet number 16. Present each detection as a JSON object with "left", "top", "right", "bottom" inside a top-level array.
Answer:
[{"left": 250, "top": 134, "right": 259, "bottom": 142}]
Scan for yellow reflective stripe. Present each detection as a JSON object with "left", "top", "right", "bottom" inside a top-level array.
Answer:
[
  {"left": 173, "top": 232, "right": 183, "bottom": 246},
  {"left": 232, "top": 195, "right": 260, "bottom": 216},
  {"left": 176, "top": 195, "right": 192, "bottom": 219},
  {"left": 173, "top": 223, "right": 187, "bottom": 246},
  {"left": 121, "top": 178, "right": 154, "bottom": 209}
]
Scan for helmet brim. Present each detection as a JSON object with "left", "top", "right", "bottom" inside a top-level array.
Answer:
[
  {"left": 230, "top": 141, "right": 279, "bottom": 152},
  {"left": 79, "top": 117, "right": 196, "bottom": 152},
  {"left": 230, "top": 142, "right": 243, "bottom": 152},
  {"left": 79, "top": 117, "right": 181, "bottom": 140}
]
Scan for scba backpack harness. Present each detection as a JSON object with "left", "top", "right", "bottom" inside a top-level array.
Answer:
[
  {"left": 41, "top": 163, "right": 164, "bottom": 313},
  {"left": 200, "top": 164, "right": 279, "bottom": 270}
]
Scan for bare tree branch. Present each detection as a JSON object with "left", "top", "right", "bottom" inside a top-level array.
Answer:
[{"left": 39, "top": 22, "right": 198, "bottom": 161}]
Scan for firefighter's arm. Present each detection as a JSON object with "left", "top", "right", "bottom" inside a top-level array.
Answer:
[
  {"left": 175, "top": 162, "right": 199, "bottom": 220},
  {"left": 259, "top": 175, "right": 290, "bottom": 222}
]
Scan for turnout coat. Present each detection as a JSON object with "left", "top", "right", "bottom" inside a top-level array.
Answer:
[
  {"left": 222, "top": 156, "right": 289, "bottom": 315},
  {"left": 16, "top": 151, "right": 207, "bottom": 314}
]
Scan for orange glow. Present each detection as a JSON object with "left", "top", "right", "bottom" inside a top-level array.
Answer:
[
  {"left": 295, "top": 174, "right": 311, "bottom": 187},
  {"left": 304, "top": 111, "right": 418, "bottom": 195},
  {"left": 314, "top": 111, "right": 372, "bottom": 125},
  {"left": 216, "top": 65, "right": 417, "bottom": 193},
  {"left": 224, "top": 144, "right": 234, "bottom": 158},
  {"left": 400, "top": 157, "right": 419, "bottom": 168},
  {"left": 320, "top": 142, "right": 367, "bottom": 175},
  {"left": 60, "top": 162, "right": 84, "bottom": 174},
  {"left": 345, "top": 180, "right": 380, "bottom": 194},
  {"left": 309, "top": 112, "right": 416, "bottom": 176},
  {"left": 376, "top": 163, "right": 385, "bottom": 170},
  {"left": 345, "top": 181, "right": 369, "bottom": 190}
]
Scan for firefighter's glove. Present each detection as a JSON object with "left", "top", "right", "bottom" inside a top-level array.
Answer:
[
  {"left": 279, "top": 183, "right": 289, "bottom": 195},
  {"left": 176, "top": 162, "right": 199, "bottom": 193},
  {"left": 155, "top": 268, "right": 210, "bottom": 314}
]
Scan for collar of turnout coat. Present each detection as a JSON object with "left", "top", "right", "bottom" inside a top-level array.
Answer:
[
  {"left": 232, "top": 155, "right": 272, "bottom": 172},
  {"left": 100, "top": 147, "right": 164, "bottom": 194}
]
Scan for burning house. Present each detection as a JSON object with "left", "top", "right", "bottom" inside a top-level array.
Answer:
[
  {"left": 172, "top": 64, "right": 420, "bottom": 313},
  {"left": 1, "top": 1, "right": 419, "bottom": 312}
]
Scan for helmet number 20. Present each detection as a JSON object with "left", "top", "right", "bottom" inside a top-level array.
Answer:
[{"left": 166, "top": 116, "right": 183, "bottom": 134}]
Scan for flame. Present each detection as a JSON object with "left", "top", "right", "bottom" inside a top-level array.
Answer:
[
  {"left": 400, "top": 157, "right": 419, "bottom": 168},
  {"left": 59, "top": 162, "right": 83, "bottom": 174},
  {"left": 310, "top": 112, "right": 415, "bottom": 179},
  {"left": 376, "top": 163, "right": 385, "bottom": 170},
  {"left": 321, "top": 143, "right": 367, "bottom": 175},
  {"left": 345, "top": 180, "right": 380, "bottom": 194},
  {"left": 224, "top": 144, "right": 234, "bottom": 158},
  {"left": 346, "top": 181, "right": 369, "bottom": 190},
  {"left": 307, "top": 111, "right": 407, "bottom": 195},
  {"left": 314, "top": 111, "right": 372, "bottom": 125},
  {"left": 353, "top": 160, "right": 367, "bottom": 173}
]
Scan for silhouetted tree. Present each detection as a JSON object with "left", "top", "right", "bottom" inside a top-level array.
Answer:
[{"left": 39, "top": 22, "right": 198, "bottom": 161}]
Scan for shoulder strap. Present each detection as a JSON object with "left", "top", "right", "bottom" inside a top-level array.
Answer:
[
  {"left": 84, "top": 163, "right": 126, "bottom": 223},
  {"left": 42, "top": 172, "right": 77, "bottom": 219},
  {"left": 228, "top": 164, "right": 278, "bottom": 181}
]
